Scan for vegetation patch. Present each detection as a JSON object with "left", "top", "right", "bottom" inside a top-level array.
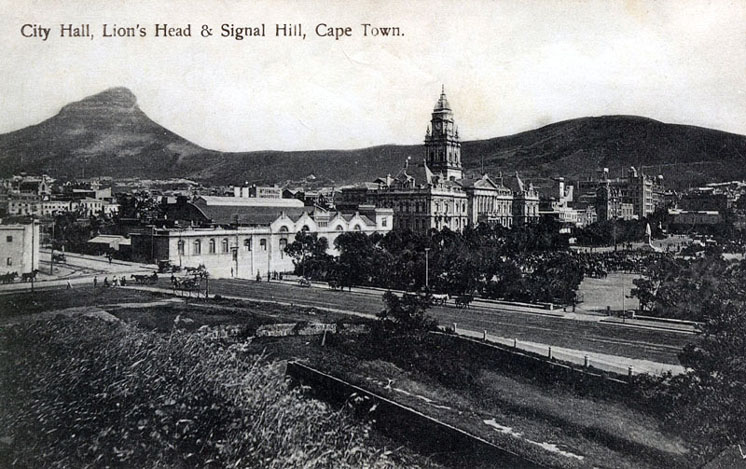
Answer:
[{"left": 0, "top": 317, "right": 426, "bottom": 468}]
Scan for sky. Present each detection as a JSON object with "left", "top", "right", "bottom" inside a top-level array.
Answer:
[{"left": 1, "top": 0, "right": 745, "bottom": 152}]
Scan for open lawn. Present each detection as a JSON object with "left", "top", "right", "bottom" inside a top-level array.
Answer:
[{"left": 577, "top": 273, "right": 640, "bottom": 313}]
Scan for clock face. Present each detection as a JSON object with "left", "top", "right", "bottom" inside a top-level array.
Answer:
[{"left": 435, "top": 122, "right": 442, "bottom": 131}]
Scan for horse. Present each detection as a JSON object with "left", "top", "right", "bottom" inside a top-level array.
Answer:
[
  {"left": 20, "top": 270, "right": 38, "bottom": 282},
  {"left": 0, "top": 272, "right": 18, "bottom": 284}
]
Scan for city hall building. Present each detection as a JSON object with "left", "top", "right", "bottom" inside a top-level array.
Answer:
[{"left": 338, "top": 87, "right": 539, "bottom": 232}]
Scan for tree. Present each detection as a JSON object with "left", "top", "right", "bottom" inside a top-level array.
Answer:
[
  {"left": 662, "top": 283, "right": 746, "bottom": 460},
  {"left": 630, "top": 277, "right": 656, "bottom": 312},
  {"left": 377, "top": 291, "right": 437, "bottom": 333},
  {"left": 333, "top": 232, "right": 380, "bottom": 289},
  {"left": 284, "top": 231, "right": 332, "bottom": 279}
]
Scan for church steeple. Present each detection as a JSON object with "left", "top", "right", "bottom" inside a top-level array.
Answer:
[{"left": 424, "top": 86, "right": 462, "bottom": 181}]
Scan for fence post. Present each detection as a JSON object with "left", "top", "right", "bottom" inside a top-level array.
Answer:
[
  {"left": 584, "top": 355, "right": 588, "bottom": 368},
  {"left": 548, "top": 346, "right": 552, "bottom": 359},
  {"left": 513, "top": 338, "right": 517, "bottom": 348},
  {"left": 453, "top": 322, "right": 457, "bottom": 334},
  {"left": 483, "top": 330, "right": 487, "bottom": 341},
  {"left": 628, "top": 367, "right": 633, "bottom": 379}
]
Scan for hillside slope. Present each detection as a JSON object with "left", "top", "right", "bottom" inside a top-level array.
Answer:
[{"left": 1, "top": 88, "right": 745, "bottom": 188}]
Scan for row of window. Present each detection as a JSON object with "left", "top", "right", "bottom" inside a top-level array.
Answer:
[
  {"left": 379, "top": 199, "right": 468, "bottom": 215},
  {"left": 176, "top": 238, "right": 269, "bottom": 256}
]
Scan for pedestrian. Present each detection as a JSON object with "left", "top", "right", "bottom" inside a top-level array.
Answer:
[
  {"left": 93, "top": 276, "right": 98, "bottom": 288},
  {"left": 231, "top": 267, "right": 234, "bottom": 277},
  {"left": 66, "top": 281, "right": 72, "bottom": 289},
  {"left": 267, "top": 271, "right": 271, "bottom": 282},
  {"left": 103, "top": 277, "right": 109, "bottom": 287},
  {"left": 120, "top": 276, "right": 127, "bottom": 287}
]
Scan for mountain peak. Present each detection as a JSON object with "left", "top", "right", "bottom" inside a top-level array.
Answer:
[{"left": 60, "top": 87, "right": 138, "bottom": 114}]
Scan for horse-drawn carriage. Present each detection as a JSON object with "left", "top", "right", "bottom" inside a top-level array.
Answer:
[
  {"left": 131, "top": 273, "right": 158, "bottom": 285},
  {"left": 298, "top": 277, "right": 312, "bottom": 288},
  {"left": 157, "top": 260, "right": 182, "bottom": 274},
  {"left": 454, "top": 295, "right": 474, "bottom": 308},
  {"left": 430, "top": 293, "right": 449, "bottom": 306}
]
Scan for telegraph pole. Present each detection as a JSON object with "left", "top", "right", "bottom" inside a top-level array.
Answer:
[{"left": 424, "top": 247, "right": 431, "bottom": 289}]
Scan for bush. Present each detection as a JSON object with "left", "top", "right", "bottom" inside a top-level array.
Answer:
[{"left": 0, "top": 318, "right": 417, "bottom": 468}]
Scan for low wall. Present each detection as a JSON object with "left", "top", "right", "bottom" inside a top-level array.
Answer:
[
  {"left": 431, "top": 333, "right": 631, "bottom": 395},
  {"left": 286, "top": 361, "right": 546, "bottom": 469}
]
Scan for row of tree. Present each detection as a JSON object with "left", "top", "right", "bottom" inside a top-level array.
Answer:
[{"left": 285, "top": 219, "right": 585, "bottom": 305}]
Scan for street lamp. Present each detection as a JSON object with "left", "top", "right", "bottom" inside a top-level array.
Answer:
[{"left": 424, "top": 247, "right": 431, "bottom": 289}]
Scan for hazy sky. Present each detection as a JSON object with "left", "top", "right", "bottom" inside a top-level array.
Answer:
[{"left": 1, "top": 0, "right": 745, "bottom": 151}]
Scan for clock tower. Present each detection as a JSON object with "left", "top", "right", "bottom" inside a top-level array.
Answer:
[{"left": 425, "top": 86, "right": 463, "bottom": 181}]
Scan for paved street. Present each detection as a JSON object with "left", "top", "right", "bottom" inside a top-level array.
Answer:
[
  {"left": 198, "top": 278, "right": 692, "bottom": 367},
  {"left": 0, "top": 250, "right": 154, "bottom": 294}
]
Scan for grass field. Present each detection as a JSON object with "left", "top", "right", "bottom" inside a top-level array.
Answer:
[
  {"left": 0, "top": 314, "right": 431, "bottom": 468},
  {"left": 577, "top": 273, "right": 640, "bottom": 313}
]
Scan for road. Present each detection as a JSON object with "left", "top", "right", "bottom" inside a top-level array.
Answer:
[
  {"left": 0, "top": 250, "right": 154, "bottom": 294},
  {"left": 202, "top": 278, "right": 693, "bottom": 367}
]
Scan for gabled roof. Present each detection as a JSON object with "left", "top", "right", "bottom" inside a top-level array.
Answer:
[
  {"left": 460, "top": 174, "right": 512, "bottom": 193},
  {"left": 200, "top": 205, "right": 312, "bottom": 226},
  {"left": 391, "top": 160, "right": 434, "bottom": 189}
]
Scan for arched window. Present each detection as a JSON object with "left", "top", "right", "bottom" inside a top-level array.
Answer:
[
  {"left": 177, "top": 240, "right": 185, "bottom": 255},
  {"left": 335, "top": 225, "right": 344, "bottom": 231},
  {"left": 244, "top": 239, "right": 251, "bottom": 251},
  {"left": 279, "top": 226, "right": 289, "bottom": 233},
  {"left": 221, "top": 238, "right": 229, "bottom": 253},
  {"left": 301, "top": 225, "right": 310, "bottom": 232},
  {"left": 209, "top": 239, "right": 216, "bottom": 254},
  {"left": 193, "top": 240, "right": 201, "bottom": 255},
  {"left": 353, "top": 224, "right": 362, "bottom": 231}
]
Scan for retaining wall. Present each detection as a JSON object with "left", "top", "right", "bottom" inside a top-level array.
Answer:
[{"left": 286, "top": 361, "right": 546, "bottom": 469}]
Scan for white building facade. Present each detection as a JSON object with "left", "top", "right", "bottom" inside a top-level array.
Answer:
[
  {"left": 134, "top": 207, "right": 393, "bottom": 279},
  {"left": 0, "top": 221, "right": 40, "bottom": 274}
]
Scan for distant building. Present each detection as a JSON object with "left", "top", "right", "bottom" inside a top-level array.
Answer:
[
  {"left": 232, "top": 184, "right": 283, "bottom": 199},
  {"left": 679, "top": 188, "right": 731, "bottom": 212},
  {"left": 576, "top": 167, "right": 664, "bottom": 221},
  {"left": 668, "top": 209, "right": 723, "bottom": 228},
  {"left": 596, "top": 181, "right": 635, "bottom": 221},
  {"left": 338, "top": 88, "right": 540, "bottom": 232},
  {"left": 0, "top": 221, "right": 40, "bottom": 274}
]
